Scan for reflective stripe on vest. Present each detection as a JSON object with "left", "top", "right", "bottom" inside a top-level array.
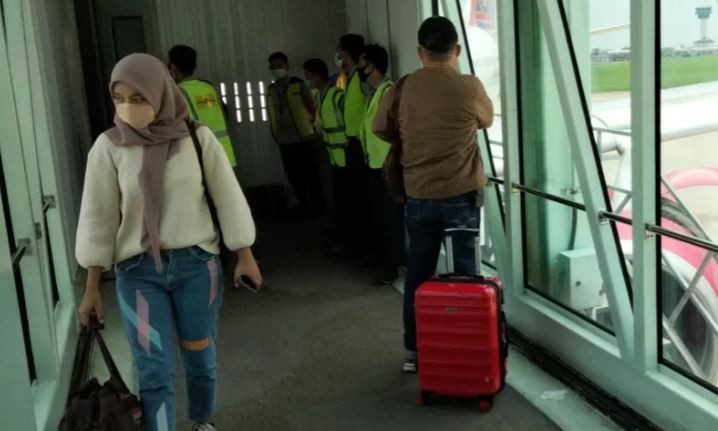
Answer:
[
  {"left": 363, "top": 80, "right": 393, "bottom": 169},
  {"left": 343, "top": 70, "right": 367, "bottom": 138},
  {"left": 267, "top": 80, "right": 315, "bottom": 141},
  {"left": 178, "top": 79, "right": 237, "bottom": 167},
  {"left": 320, "top": 86, "right": 347, "bottom": 168}
]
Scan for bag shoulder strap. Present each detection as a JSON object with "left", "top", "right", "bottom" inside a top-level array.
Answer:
[
  {"left": 66, "top": 326, "right": 94, "bottom": 406},
  {"left": 187, "top": 119, "right": 206, "bottom": 182},
  {"left": 186, "top": 120, "right": 220, "bottom": 230},
  {"left": 93, "top": 329, "right": 131, "bottom": 393},
  {"left": 388, "top": 74, "right": 410, "bottom": 146}
]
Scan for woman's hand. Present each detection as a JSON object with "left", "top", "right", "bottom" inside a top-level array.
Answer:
[
  {"left": 78, "top": 267, "right": 104, "bottom": 326},
  {"left": 234, "top": 248, "right": 263, "bottom": 289}
]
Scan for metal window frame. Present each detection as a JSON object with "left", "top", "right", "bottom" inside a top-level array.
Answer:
[
  {"left": 0, "top": 0, "right": 59, "bottom": 384},
  {"left": 535, "top": 0, "right": 635, "bottom": 360},
  {"left": 631, "top": 0, "right": 660, "bottom": 376},
  {"left": 0, "top": 8, "right": 42, "bottom": 431},
  {"left": 0, "top": 1, "right": 80, "bottom": 429},
  {"left": 496, "top": 0, "right": 718, "bottom": 428},
  {"left": 440, "top": 0, "right": 508, "bottom": 275}
]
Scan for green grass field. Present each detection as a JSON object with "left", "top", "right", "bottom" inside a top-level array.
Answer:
[{"left": 592, "top": 55, "right": 718, "bottom": 93}]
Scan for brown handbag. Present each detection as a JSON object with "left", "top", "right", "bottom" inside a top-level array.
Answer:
[
  {"left": 382, "top": 75, "right": 410, "bottom": 203},
  {"left": 59, "top": 320, "right": 143, "bottom": 430}
]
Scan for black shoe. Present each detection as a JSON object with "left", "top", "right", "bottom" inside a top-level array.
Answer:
[
  {"left": 372, "top": 267, "right": 399, "bottom": 286},
  {"left": 357, "top": 257, "right": 383, "bottom": 270}
]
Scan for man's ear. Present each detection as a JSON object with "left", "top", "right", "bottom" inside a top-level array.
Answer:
[
  {"left": 455, "top": 44, "right": 463, "bottom": 58},
  {"left": 168, "top": 64, "right": 178, "bottom": 81}
]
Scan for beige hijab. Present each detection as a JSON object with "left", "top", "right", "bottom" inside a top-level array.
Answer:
[{"left": 105, "top": 53, "right": 193, "bottom": 272}]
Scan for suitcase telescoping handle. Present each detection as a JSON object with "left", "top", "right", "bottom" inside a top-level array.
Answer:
[{"left": 444, "top": 228, "right": 481, "bottom": 276}]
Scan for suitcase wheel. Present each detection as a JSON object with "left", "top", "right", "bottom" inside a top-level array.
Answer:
[
  {"left": 416, "top": 391, "right": 432, "bottom": 406},
  {"left": 478, "top": 397, "right": 493, "bottom": 413}
]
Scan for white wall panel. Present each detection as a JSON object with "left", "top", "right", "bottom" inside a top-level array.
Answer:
[
  {"left": 150, "top": 0, "right": 347, "bottom": 187},
  {"left": 345, "top": 0, "right": 368, "bottom": 36},
  {"left": 367, "top": 0, "right": 389, "bottom": 46},
  {"left": 387, "top": 0, "right": 422, "bottom": 77},
  {"left": 351, "top": 0, "right": 422, "bottom": 79},
  {"left": 29, "top": 0, "right": 92, "bottom": 280}
]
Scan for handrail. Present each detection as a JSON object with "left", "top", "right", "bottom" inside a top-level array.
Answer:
[
  {"left": 511, "top": 182, "right": 587, "bottom": 211},
  {"left": 503, "top": 186, "right": 718, "bottom": 254},
  {"left": 647, "top": 224, "right": 718, "bottom": 254},
  {"left": 487, "top": 176, "right": 505, "bottom": 185},
  {"left": 11, "top": 242, "right": 29, "bottom": 269},
  {"left": 593, "top": 126, "right": 632, "bottom": 137},
  {"left": 42, "top": 196, "right": 56, "bottom": 214}
]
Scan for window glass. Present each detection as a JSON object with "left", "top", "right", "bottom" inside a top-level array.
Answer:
[
  {"left": 515, "top": 0, "right": 629, "bottom": 332},
  {"left": 587, "top": 0, "right": 633, "bottom": 212},
  {"left": 659, "top": 1, "right": 718, "bottom": 389}
]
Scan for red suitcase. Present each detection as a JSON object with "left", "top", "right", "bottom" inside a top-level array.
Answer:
[{"left": 415, "top": 229, "right": 508, "bottom": 412}]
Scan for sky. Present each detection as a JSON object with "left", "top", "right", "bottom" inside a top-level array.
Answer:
[
  {"left": 590, "top": 0, "right": 718, "bottom": 50},
  {"left": 457, "top": 0, "right": 718, "bottom": 51}
]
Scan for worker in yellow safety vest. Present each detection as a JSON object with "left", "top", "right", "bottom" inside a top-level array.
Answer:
[
  {"left": 359, "top": 44, "right": 405, "bottom": 285},
  {"left": 335, "top": 34, "right": 370, "bottom": 257},
  {"left": 267, "top": 51, "right": 325, "bottom": 216},
  {"left": 303, "top": 57, "right": 348, "bottom": 242},
  {"left": 168, "top": 45, "right": 237, "bottom": 167}
]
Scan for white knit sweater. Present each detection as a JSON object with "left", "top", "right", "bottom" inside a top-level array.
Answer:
[{"left": 76, "top": 126, "right": 255, "bottom": 270}]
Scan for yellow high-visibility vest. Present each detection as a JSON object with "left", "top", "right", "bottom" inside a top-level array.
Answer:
[
  {"left": 361, "top": 80, "right": 393, "bottom": 169},
  {"left": 319, "top": 86, "right": 348, "bottom": 168},
  {"left": 343, "top": 70, "right": 367, "bottom": 138},
  {"left": 178, "top": 79, "right": 237, "bottom": 167},
  {"left": 267, "top": 78, "right": 315, "bottom": 141}
]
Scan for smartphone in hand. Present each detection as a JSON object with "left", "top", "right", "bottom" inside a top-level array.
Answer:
[{"left": 237, "top": 275, "right": 261, "bottom": 293}]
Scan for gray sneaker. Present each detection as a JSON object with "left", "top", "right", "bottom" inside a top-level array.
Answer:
[
  {"left": 403, "top": 358, "right": 418, "bottom": 373},
  {"left": 192, "top": 423, "right": 217, "bottom": 431}
]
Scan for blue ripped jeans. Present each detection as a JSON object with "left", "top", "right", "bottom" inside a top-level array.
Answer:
[
  {"left": 116, "top": 247, "right": 223, "bottom": 431},
  {"left": 403, "top": 193, "right": 481, "bottom": 354}
]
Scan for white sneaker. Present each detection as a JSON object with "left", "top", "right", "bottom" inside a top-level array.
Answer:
[{"left": 192, "top": 423, "right": 217, "bottom": 431}]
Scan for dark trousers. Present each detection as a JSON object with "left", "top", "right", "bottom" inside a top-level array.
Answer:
[
  {"left": 345, "top": 137, "right": 370, "bottom": 251},
  {"left": 403, "top": 193, "right": 480, "bottom": 353},
  {"left": 368, "top": 169, "right": 405, "bottom": 268},
  {"left": 332, "top": 166, "right": 349, "bottom": 236},
  {"left": 279, "top": 140, "right": 325, "bottom": 215}
]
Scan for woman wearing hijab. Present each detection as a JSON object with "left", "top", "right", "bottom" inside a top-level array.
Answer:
[{"left": 75, "top": 53, "right": 260, "bottom": 431}]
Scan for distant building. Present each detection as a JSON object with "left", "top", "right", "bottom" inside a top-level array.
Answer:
[{"left": 695, "top": 6, "right": 715, "bottom": 48}]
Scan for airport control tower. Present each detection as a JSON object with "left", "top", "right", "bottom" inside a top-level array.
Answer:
[{"left": 695, "top": 6, "right": 714, "bottom": 47}]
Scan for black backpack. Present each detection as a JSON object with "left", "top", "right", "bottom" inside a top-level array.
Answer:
[{"left": 59, "top": 321, "right": 143, "bottom": 430}]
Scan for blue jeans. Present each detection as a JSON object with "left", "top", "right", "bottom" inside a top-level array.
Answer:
[
  {"left": 116, "top": 247, "right": 223, "bottom": 431},
  {"left": 404, "top": 193, "right": 481, "bottom": 353}
]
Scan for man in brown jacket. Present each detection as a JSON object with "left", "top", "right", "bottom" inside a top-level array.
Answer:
[{"left": 373, "top": 16, "right": 494, "bottom": 373}]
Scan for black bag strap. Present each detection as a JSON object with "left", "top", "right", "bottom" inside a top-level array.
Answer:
[
  {"left": 93, "top": 328, "right": 131, "bottom": 393},
  {"left": 186, "top": 120, "right": 221, "bottom": 232},
  {"left": 66, "top": 325, "right": 94, "bottom": 406},
  {"left": 387, "top": 74, "right": 409, "bottom": 147},
  {"left": 66, "top": 321, "right": 131, "bottom": 405}
]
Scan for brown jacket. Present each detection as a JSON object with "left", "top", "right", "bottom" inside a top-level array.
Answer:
[{"left": 373, "top": 65, "right": 493, "bottom": 199}]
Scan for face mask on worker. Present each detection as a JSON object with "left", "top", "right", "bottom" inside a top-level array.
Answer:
[
  {"left": 271, "top": 68, "right": 288, "bottom": 79},
  {"left": 115, "top": 103, "right": 156, "bottom": 130},
  {"left": 358, "top": 64, "right": 372, "bottom": 83}
]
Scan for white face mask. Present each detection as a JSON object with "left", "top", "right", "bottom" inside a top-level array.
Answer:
[
  {"left": 116, "top": 103, "right": 156, "bottom": 130},
  {"left": 271, "top": 68, "right": 288, "bottom": 79}
]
